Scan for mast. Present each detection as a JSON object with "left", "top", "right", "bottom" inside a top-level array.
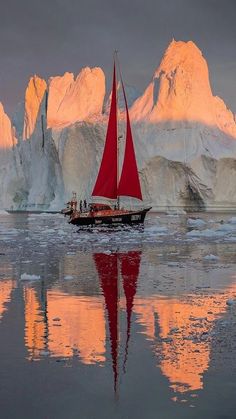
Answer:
[{"left": 115, "top": 51, "right": 120, "bottom": 210}]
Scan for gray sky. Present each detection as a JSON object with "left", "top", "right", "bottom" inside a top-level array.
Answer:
[{"left": 1, "top": 0, "right": 236, "bottom": 115}]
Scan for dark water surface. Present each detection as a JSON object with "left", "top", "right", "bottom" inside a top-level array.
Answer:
[{"left": 0, "top": 212, "right": 236, "bottom": 419}]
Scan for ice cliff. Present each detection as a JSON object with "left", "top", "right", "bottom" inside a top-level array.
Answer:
[
  {"left": 1, "top": 40, "right": 236, "bottom": 211},
  {"left": 47, "top": 67, "right": 105, "bottom": 128}
]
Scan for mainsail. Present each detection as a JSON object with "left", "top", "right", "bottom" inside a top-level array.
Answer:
[
  {"left": 92, "top": 64, "right": 118, "bottom": 199},
  {"left": 92, "top": 58, "right": 142, "bottom": 201}
]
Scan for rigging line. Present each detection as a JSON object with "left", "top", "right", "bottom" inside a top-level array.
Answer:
[
  {"left": 114, "top": 51, "right": 120, "bottom": 209},
  {"left": 115, "top": 52, "right": 129, "bottom": 111}
]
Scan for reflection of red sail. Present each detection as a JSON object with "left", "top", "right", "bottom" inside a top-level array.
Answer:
[
  {"left": 119, "top": 251, "right": 141, "bottom": 370},
  {"left": 94, "top": 253, "right": 118, "bottom": 392}
]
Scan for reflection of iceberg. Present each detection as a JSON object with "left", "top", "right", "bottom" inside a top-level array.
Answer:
[
  {"left": 0, "top": 280, "right": 16, "bottom": 321},
  {"left": 24, "top": 287, "right": 47, "bottom": 360},
  {"left": 24, "top": 284, "right": 106, "bottom": 364},
  {"left": 47, "top": 292, "right": 106, "bottom": 364},
  {"left": 134, "top": 284, "right": 236, "bottom": 394}
]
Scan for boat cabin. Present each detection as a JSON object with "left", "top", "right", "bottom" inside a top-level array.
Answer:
[{"left": 89, "top": 203, "right": 112, "bottom": 212}]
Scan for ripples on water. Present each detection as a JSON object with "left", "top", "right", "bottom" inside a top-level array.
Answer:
[{"left": 0, "top": 212, "right": 236, "bottom": 419}]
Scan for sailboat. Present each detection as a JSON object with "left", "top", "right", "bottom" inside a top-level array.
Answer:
[{"left": 69, "top": 55, "right": 151, "bottom": 226}]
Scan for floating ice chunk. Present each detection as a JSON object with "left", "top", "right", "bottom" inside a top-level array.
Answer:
[
  {"left": 186, "top": 229, "right": 223, "bottom": 238},
  {"left": 40, "top": 350, "right": 50, "bottom": 356},
  {"left": 20, "top": 273, "right": 41, "bottom": 281},
  {"left": 64, "top": 275, "right": 74, "bottom": 280},
  {"left": 42, "top": 228, "right": 56, "bottom": 234},
  {"left": 224, "top": 237, "right": 236, "bottom": 242},
  {"left": 187, "top": 218, "right": 206, "bottom": 227},
  {"left": 146, "top": 226, "right": 168, "bottom": 234},
  {"left": 226, "top": 299, "right": 236, "bottom": 306},
  {"left": 203, "top": 254, "right": 219, "bottom": 261},
  {"left": 0, "top": 210, "right": 9, "bottom": 215},
  {"left": 167, "top": 262, "right": 179, "bottom": 266},
  {"left": 58, "top": 229, "right": 66, "bottom": 235},
  {"left": 5, "top": 228, "right": 18, "bottom": 235},
  {"left": 217, "top": 223, "right": 236, "bottom": 232}
]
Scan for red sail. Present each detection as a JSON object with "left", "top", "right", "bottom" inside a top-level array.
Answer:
[
  {"left": 117, "top": 79, "right": 142, "bottom": 200},
  {"left": 94, "top": 253, "right": 118, "bottom": 393},
  {"left": 92, "top": 64, "right": 118, "bottom": 199}
]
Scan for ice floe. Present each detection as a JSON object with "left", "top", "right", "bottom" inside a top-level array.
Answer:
[
  {"left": 187, "top": 218, "right": 206, "bottom": 227},
  {"left": 20, "top": 273, "right": 41, "bottom": 281},
  {"left": 203, "top": 254, "right": 219, "bottom": 261}
]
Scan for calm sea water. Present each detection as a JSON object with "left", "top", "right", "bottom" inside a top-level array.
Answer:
[{"left": 0, "top": 212, "right": 236, "bottom": 419}]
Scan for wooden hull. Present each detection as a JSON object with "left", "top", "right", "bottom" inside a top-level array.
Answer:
[{"left": 69, "top": 207, "right": 151, "bottom": 226}]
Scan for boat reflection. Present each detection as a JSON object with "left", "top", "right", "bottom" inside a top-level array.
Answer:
[{"left": 94, "top": 251, "right": 141, "bottom": 391}]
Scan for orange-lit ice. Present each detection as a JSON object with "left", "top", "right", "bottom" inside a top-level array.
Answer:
[
  {"left": 47, "top": 67, "right": 105, "bottom": 129},
  {"left": 0, "top": 280, "right": 16, "bottom": 320},
  {"left": 0, "top": 103, "right": 17, "bottom": 149},
  {"left": 130, "top": 40, "right": 236, "bottom": 138},
  {"left": 23, "top": 75, "right": 47, "bottom": 140}
]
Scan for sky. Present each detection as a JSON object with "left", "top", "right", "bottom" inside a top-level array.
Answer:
[{"left": 1, "top": 0, "right": 236, "bottom": 115}]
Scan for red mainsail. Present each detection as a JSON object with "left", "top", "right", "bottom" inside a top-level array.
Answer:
[
  {"left": 117, "top": 77, "right": 143, "bottom": 200},
  {"left": 92, "top": 64, "right": 118, "bottom": 199}
]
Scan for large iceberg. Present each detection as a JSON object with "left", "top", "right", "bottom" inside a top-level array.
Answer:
[{"left": 1, "top": 40, "right": 236, "bottom": 211}]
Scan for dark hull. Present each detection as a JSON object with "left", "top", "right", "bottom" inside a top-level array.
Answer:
[{"left": 69, "top": 208, "right": 151, "bottom": 226}]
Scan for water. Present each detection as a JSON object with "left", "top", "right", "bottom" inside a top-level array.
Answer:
[{"left": 0, "top": 212, "right": 236, "bottom": 419}]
